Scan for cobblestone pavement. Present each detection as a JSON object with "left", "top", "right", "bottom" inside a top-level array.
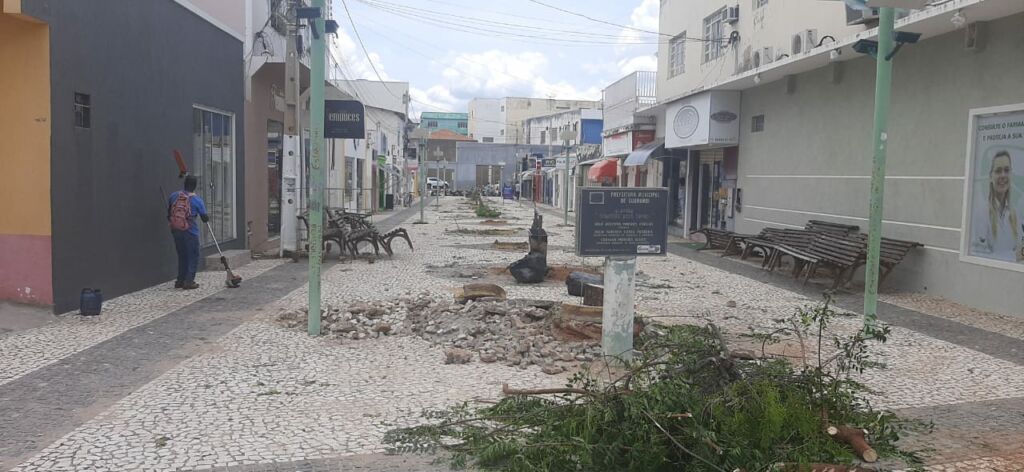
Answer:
[{"left": 4, "top": 199, "right": 1024, "bottom": 471}]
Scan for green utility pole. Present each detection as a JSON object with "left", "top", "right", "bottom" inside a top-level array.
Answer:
[
  {"left": 307, "top": 0, "right": 327, "bottom": 336},
  {"left": 419, "top": 142, "right": 426, "bottom": 223},
  {"left": 863, "top": 7, "right": 895, "bottom": 330}
]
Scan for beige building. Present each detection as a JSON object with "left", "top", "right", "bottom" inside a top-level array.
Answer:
[
  {"left": 468, "top": 97, "right": 601, "bottom": 144},
  {"left": 656, "top": 0, "right": 863, "bottom": 104},
  {"left": 652, "top": 0, "right": 1024, "bottom": 315}
]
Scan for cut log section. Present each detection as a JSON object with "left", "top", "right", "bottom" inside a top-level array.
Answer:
[
  {"left": 826, "top": 425, "right": 878, "bottom": 463},
  {"left": 582, "top": 283, "right": 604, "bottom": 306},
  {"left": 454, "top": 283, "right": 507, "bottom": 304}
]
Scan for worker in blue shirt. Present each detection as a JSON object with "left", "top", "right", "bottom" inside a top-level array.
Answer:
[{"left": 167, "top": 175, "right": 209, "bottom": 289}]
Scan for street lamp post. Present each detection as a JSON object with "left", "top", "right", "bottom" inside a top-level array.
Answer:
[{"left": 432, "top": 146, "right": 444, "bottom": 208}]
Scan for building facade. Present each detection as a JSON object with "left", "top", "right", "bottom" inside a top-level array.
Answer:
[
  {"left": 1, "top": 0, "right": 245, "bottom": 312},
  {"left": 468, "top": 98, "right": 504, "bottom": 143},
  {"left": 419, "top": 112, "right": 469, "bottom": 136},
  {"left": 655, "top": 0, "right": 1024, "bottom": 315},
  {"left": 603, "top": 71, "right": 660, "bottom": 190},
  {"left": 326, "top": 80, "right": 411, "bottom": 213},
  {"left": 468, "top": 97, "right": 602, "bottom": 144}
]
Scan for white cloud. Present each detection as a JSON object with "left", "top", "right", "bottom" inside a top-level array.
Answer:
[
  {"left": 618, "top": 54, "right": 658, "bottom": 75},
  {"left": 329, "top": 31, "right": 391, "bottom": 82},
  {"left": 617, "top": 0, "right": 660, "bottom": 52}
]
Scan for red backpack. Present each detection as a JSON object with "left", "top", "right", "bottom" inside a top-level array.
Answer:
[{"left": 169, "top": 192, "right": 192, "bottom": 231}]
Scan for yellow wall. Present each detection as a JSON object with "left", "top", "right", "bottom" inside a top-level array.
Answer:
[{"left": 0, "top": 13, "right": 51, "bottom": 236}]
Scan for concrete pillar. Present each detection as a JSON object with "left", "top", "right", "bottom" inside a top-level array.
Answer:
[{"left": 602, "top": 256, "right": 637, "bottom": 362}]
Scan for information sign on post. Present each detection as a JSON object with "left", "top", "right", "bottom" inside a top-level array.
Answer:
[
  {"left": 576, "top": 187, "right": 669, "bottom": 363},
  {"left": 576, "top": 187, "right": 669, "bottom": 257}
]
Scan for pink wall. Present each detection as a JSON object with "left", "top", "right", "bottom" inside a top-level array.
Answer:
[{"left": 0, "top": 234, "right": 53, "bottom": 306}]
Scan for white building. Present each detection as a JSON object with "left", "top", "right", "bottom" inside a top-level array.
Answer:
[
  {"left": 326, "top": 79, "right": 411, "bottom": 213},
  {"left": 653, "top": 0, "right": 1024, "bottom": 315},
  {"left": 468, "top": 97, "right": 602, "bottom": 144},
  {"left": 468, "top": 98, "right": 504, "bottom": 143},
  {"left": 603, "top": 71, "right": 659, "bottom": 189}
]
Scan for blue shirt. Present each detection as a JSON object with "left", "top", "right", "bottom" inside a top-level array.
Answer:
[{"left": 168, "top": 191, "right": 208, "bottom": 236}]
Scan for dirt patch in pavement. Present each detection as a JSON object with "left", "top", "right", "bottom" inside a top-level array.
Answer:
[{"left": 446, "top": 228, "right": 522, "bottom": 236}]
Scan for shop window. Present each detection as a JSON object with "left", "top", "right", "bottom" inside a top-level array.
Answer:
[
  {"left": 457, "top": 121, "right": 468, "bottom": 129},
  {"left": 751, "top": 114, "right": 765, "bottom": 133},
  {"left": 74, "top": 93, "right": 91, "bottom": 129},
  {"left": 482, "top": 137, "right": 494, "bottom": 143}
]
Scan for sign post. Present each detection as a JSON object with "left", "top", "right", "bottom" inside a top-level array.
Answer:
[
  {"left": 306, "top": 1, "right": 329, "bottom": 336},
  {"left": 576, "top": 187, "right": 669, "bottom": 361}
]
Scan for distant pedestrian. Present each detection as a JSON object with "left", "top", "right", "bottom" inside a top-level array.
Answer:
[{"left": 167, "top": 175, "right": 209, "bottom": 289}]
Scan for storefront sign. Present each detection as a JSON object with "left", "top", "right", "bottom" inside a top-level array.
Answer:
[
  {"left": 603, "top": 132, "right": 631, "bottom": 157},
  {"left": 576, "top": 187, "right": 669, "bottom": 257},
  {"left": 324, "top": 100, "right": 365, "bottom": 139},
  {"left": 665, "top": 91, "right": 740, "bottom": 149},
  {"left": 542, "top": 158, "right": 556, "bottom": 168},
  {"left": 961, "top": 104, "right": 1024, "bottom": 272},
  {"left": 633, "top": 130, "right": 656, "bottom": 150}
]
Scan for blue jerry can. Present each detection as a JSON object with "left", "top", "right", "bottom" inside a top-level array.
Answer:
[{"left": 80, "top": 288, "right": 103, "bottom": 316}]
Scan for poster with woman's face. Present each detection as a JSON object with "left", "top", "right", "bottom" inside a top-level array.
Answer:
[{"left": 966, "top": 108, "right": 1024, "bottom": 266}]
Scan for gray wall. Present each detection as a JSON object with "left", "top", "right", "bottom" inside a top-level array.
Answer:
[
  {"left": 734, "top": 13, "right": 1024, "bottom": 316},
  {"left": 26, "top": 0, "right": 245, "bottom": 312},
  {"left": 454, "top": 143, "right": 564, "bottom": 190}
]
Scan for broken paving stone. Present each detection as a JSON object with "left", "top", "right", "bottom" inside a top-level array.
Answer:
[
  {"left": 444, "top": 348, "right": 473, "bottom": 365},
  {"left": 542, "top": 364, "right": 564, "bottom": 375},
  {"left": 479, "top": 352, "right": 498, "bottom": 363},
  {"left": 726, "top": 300, "right": 737, "bottom": 308},
  {"left": 333, "top": 321, "right": 357, "bottom": 333},
  {"left": 373, "top": 323, "right": 392, "bottom": 334}
]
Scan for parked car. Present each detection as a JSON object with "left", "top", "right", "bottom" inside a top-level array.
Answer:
[{"left": 426, "top": 177, "right": 449, "bottom": 190}]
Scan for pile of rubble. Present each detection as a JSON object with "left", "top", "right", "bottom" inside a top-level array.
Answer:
[{"left": 275, "top": 293, "right": 604, "bottom": 375}]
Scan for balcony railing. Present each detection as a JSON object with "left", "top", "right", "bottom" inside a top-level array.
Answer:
[{"left": 602, "top": 71, "right": 658, "bottom": 131}]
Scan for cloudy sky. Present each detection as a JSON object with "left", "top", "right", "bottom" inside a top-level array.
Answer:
[{"left": 328, "top": 0, "right": 660, "bottom": 119}]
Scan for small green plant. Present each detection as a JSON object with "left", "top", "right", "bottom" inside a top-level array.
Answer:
[
  {"left": 257, "top": 388, "right": 282, "bottom": 396},
  {"left": 475, "top": 202, "right": 501, "bottom": 218},
  {"left": 384, "top": 301, "right": 928, "bottom": 471},
  {"left": 154, "top": 435, "right": 169, "bottom": 448}
]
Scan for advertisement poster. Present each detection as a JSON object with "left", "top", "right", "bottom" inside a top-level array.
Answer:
[{"left": 964, "top": 105, "right": 1024, "bottom": 267}]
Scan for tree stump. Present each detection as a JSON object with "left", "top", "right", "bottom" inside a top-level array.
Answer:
[{"left": 509, "top": 212, "right": 549, "bottom": 283}]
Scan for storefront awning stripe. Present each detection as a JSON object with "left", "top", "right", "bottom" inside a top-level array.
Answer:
[{"left": 623, "top": 139, "right": 665, "bottom": 167}]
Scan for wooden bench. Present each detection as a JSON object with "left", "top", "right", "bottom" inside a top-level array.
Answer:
[
  {"left": 805, "top": 220, "right": 860, "bottom": 236},
  {"left": 693, "top": 228, "right": 734, "bottom": 251},
  {"left": 738, "top": 228, "right": 788, "bottom": 266},
  {"left": 720, "top": 232, "right": 759, "bottom": 257},
  {"left": 802, "top": 233, "right": 867, "bottom": 288},
  {"left": 297, "top": 212, "right": 348, "bottom": 260},
  {"left": 379, "top": 228, "right": 414, "bottom": 256},
  {"left": 845, "top": 235, "right": 923, "bottom": 289},
  {"left": 764, "top": 230, "right": 819, "bottom": 275}
]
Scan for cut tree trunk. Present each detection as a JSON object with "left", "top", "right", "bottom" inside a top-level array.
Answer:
[
  {"left": 582, "top": 283, "right": 604, "bottom": 306},
  {"left": 454, "top": 283, "right": 507, "bottom": 304},
  {"left": 566, "top": 271, "right": 603, "bottom": 296},
  {"left": 508, "top": 212, "right": 549, "bottom": 283},
  {"left": 826, "top": 425, "right": 878, "bottom": 463}
]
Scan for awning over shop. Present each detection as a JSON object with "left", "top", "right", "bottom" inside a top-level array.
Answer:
[
  {"left": 575, "top": 158, "right": 603, "bottom": 168},
  {"left": 587, "top": 159, "right": 619, "bottom": 184},
  {"left": 623, "top": 139, "right": 665, "bottom": 167},
  {"left": 521, "top": 170, "right": 535, "bottom": 179}
]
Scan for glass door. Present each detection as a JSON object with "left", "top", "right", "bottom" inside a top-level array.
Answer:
[
  {"left": 192, "top": 107, "right": 236, "bottom": 246},
  {"left": 267, "top": 120, "right": 283, "bottom": 238}
]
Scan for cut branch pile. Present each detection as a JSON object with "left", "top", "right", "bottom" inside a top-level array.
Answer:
[{"left": 384, "top": 300, "right": 929, "bottom": 471}]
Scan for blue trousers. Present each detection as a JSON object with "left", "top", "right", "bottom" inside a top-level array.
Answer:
[{"left": 172, "top": 230, "right": 200, "bottom": 283}]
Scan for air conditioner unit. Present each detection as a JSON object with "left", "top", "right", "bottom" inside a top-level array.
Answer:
[
  {"left": 845, "top": 5, "right": 909, "bottom": 25},
  {"left": 792, "top": 29, "right": 819, "bottom": 55},
  {"left": 725, "top": 6, "right": 740, "bottom": 23}
]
